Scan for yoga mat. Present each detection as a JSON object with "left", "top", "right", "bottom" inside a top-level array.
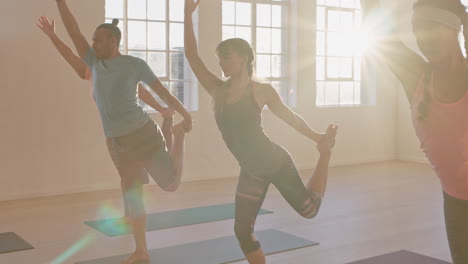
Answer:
[
  {"left": 76, "top": 229, "right": 319, "bottom": 264},
  {"left": 85, "top": 203, "right": 273, "bottom": 236},
  {"left": 0, "top": 232, "right": 34, "bottom": 254},
  {"left": 347, "top": 250, "right": 451, "bottom": 264}
]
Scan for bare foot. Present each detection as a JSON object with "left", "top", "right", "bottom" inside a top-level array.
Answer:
[
  {"left": 317, "top": 124, "right": 338, "bottom": 154},
  {"left": 121, "top": 251, "right": 150, "bottom": 264}
]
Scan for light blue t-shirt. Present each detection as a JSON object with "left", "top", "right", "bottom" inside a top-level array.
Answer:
[{"left": 83, "top": 48, "right": 158, "bottom": 137}]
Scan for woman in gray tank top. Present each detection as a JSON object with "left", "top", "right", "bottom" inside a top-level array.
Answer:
[{"left": 185, "top": 1, "right": 338, "bottom": 263}]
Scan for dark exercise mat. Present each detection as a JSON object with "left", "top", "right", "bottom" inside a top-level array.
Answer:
[
  {"left": 0, "top": 232, "right": 34, "bottom": 254},
  {"left": 346, "top": 250, "right": 451, "bottom": 264},
  {"left": 76, "top": 229, "right": 319, "bottom": 264},
  {"left": 85, "top": 203, "right": 273, "bottom": 236}
]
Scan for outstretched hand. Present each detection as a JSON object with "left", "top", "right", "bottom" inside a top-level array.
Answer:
[
  {"left": 37, "top": 16, "right": 56, "bottom": 38},
  {"left": 185, "top": 0, "right": 201, "bottom": 14}
]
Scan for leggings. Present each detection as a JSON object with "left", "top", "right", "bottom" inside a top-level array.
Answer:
[
  {"left": 443, "top": 192, "right": 468, "bottom": 264},
  {"left": 234, "top": 154, "right": 322, "bottom": 254}
]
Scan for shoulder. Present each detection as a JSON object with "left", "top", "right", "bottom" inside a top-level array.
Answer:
[{"left": 252, "top": 82, "right": 277, "bottom": 98}]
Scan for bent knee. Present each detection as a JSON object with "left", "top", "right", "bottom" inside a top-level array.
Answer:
[
  {"left": 299, "top": 196, "right": 322, "bottom": 219},
  {"left": 234, "top": 224, "right": 260, "bottom": 254}
]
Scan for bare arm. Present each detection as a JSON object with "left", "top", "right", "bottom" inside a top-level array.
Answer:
[
  {"left": 56, "top": 0, "right": 90, "bottom": 58},
  {"left": 184, "top": 0, "right": 223, "bottom": 96},
  {"left": 37, "top": 16, "right": 89, "bottom": 80},
  {"left": 149, "top": 80, "right": 192, "bottom": 131},
  {"left": 263, "top": 85, "right": 323, "bottom": 142},
  {"left": 137, "top": 83, "right": 164, "bottom": 112},
  {"left": 367, "top": 1, "right": 426, "bottom": 100}
]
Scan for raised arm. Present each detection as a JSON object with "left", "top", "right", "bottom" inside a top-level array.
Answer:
[
  {"left": 55, "top": 0, "right": 91, "bottom": 58},
  {"left": 184, "top": 0, "right": 223, "bottom": 96},
  {"left": 263, "top": 84, "right": 323, "bottom": 143},
  {"left": 37, "top": 16, "right": 89, "bottom": 80},
  {"left": 367, "top": 1, "right": 426, "bottom": 100}
]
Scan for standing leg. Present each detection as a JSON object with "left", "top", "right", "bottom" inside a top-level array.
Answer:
[
  {"left": 234, "top": 169, "right": 270, "bottom": 264},
  {"left": 118, "top": 162, "right": 150, "bottom": 264},
  {"left": 444, "top": 192, "right": 468, "bottom": 264}
]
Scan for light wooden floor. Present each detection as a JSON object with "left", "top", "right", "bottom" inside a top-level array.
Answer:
[{"left": 0, "top": 161, "right": 452, "bottom": 264}]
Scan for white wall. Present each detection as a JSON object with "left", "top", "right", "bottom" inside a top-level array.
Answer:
[{"left": 0, "top": 0, "right": 399, "bottom": 201}]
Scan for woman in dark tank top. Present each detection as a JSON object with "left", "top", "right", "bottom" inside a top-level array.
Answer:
[{"left": 185, "top": 1, "right": 338, "bottom": 263}]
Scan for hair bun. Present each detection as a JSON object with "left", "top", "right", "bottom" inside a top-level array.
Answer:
[{"left": 112, "top": 19, "right": 119, "bottom": 26}]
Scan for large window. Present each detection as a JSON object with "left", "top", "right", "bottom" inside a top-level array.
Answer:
[
  {"left": 105, "top": 0, "right": 197, "bottom": 111},
  {"left": 222, "top": 0, "right": 292, "bottom": 105},
  {"left": 316, "top": 0, "right": 363, "bottom": 106}
]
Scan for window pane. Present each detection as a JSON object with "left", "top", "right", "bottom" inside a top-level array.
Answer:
[
  {"left": 340, "top": 81, "right": 354, "bottom": 104},
  {"left": 339, "top": 57, "right": 353, "bottom": 78},
  {"left": 170, "top": 0, "right": 184, "bottom": 22},
  {"left": 256, "top": 28, "right": 271, "bottom": 53},
  {"left": 128, "top": 0, "right": 146, "bottom": 19},
  {"left": 272, "top": 5, "right": 283, "bottom": 28},
  {"left": 271, "top": 29, "right": 283, "bottom": 54},
  {"left": 170, "top": 23, "right": 184, "bottom": 51},
  {"left": 327, "top": 32, "right": 340, "bottom": 56},
  {"left": 341, "top": 0, "right": 355, "bottom": 8},
  {"left": 326, "top": 0, "right": 339, "bottom": 7},
  {"left": 272, "top": 55, "right": 285, "bottom": 78},
  {"left": 324, "top": 81, "right": 339, "bottom": 105},
  {"left": 354, "top": 81, "right": 361, "bottom": 104},
  {"left": 256, "top": 55, "right": 271, "bottom": 78},
  {"left": 316, "top": 56, "right": 325, "bottom": 81},
  {"left": 223, "top": 26, "right": 235, "bottom": 40},
  {"left": 148, "top": 52, "right": 167, "bottom": 77},
  {"left": 236, "top": 2, "right": 251, "bottom": 26},
  {"left": 327, "top": 10, "right": 341, "bottom": 32},
  {"left": 170, "top": 52, "right": 186, "bottom": 80},
  {"left": 316, "top": 6, "right": 325, "bottom": 31},
  {"left": 148, "top": 0, "right": 166, "bottom": 20},
  {"left": 257, "top": 4, "right": 271, "bottom": 27},
  {"left": 148, "top": 22, "right": 166, "bottom": 50},
  {"left": 105, "top": 0, "right": 123, "bottom": 18},
  {"left": 128, "top": 21, "right": 147, "bottom": 50},
  {"left": 223, "top": 1, "right": 235, "bottom": 24},
  {"left": 327, "top": 57, "right": 339, "bottom": 78},
  {"left": 316, "top": 81, "right": 325, "bottom": 105},
  {"left": 316, "top": 31, "right": 325, "bottom": 56},
  {"left": 354, "top": 56, "right": 361, "bottom": 81},
  {"left": 236, "top": 26, "right": 251, "bottom": 44},
  {"left": 170, "top": 82, "right": 185, "bottom": 103}
]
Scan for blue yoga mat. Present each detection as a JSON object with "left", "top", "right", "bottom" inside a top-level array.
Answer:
[
  {"left": 76, "top": 229, "right": 319, "bottom": 264},
  {"left": 85, "top": 203, "right": 273, "bottom": 236}
]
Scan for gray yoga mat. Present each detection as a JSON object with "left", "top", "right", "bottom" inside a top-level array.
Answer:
[
  {"left": 0, "top": 232, "right": 34, "bottom": 254},
  {"left": 347, "top": 250, "right": 451, "bottom": 264},
  {"left": 76, "top": 229, "right": 319, "bottom": 264},
  {"left": 85, "top": 203, "right": 273, "bottom": 236}
]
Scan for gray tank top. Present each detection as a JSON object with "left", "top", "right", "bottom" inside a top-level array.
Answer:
[{"left": 214, "top": 82, "right": 288, "bottom": 175}]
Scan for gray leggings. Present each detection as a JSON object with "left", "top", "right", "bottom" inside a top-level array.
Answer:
[
  {"left": 444, "top": 192, "right": 468, "bottom": 264},
  {"left": 234, "top": 154, "right": 322, "bottom": 254}
]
